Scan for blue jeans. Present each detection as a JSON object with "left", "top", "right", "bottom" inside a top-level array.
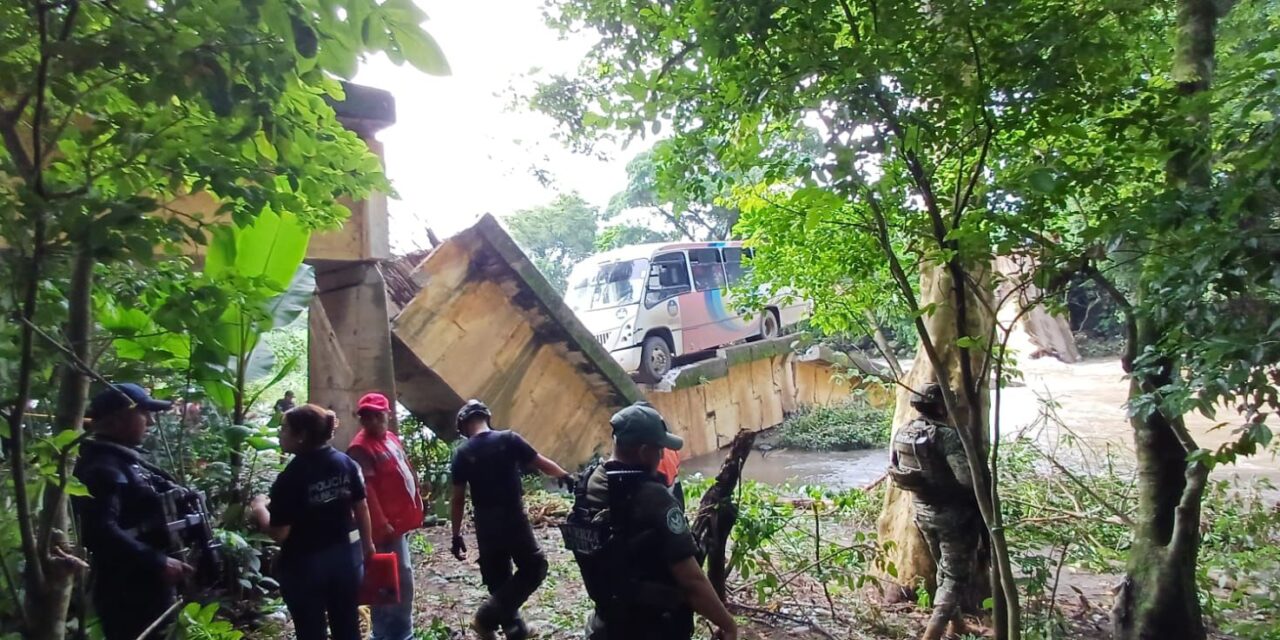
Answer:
[
  {"left": 280, "top": 541, "right": 364, "bottom": 640},
  {"left": 371, "top": 534, "right": 415, "bottom": 640}
]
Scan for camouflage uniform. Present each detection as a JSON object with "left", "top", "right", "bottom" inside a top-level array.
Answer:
[{"left": 888, "top": 385, "right": 982, "bottom": 638}]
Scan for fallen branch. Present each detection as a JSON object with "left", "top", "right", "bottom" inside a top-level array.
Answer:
[
  {"left": 134, "top": 599, "right": 184, "bottom": 640},
  {"left": 729, "top": 602, "right": 837, "bottom": 640},
  {"left": 1025, "top": 442, "right": 1135, "bottom": 527}
]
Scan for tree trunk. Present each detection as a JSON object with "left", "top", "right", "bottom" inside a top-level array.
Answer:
[
  {"left": 691, "top": 430, "right": 757, "bottom": 601},
  {"left": 864, "top": 309, "right": 904, "bottom": 379},
  {"left": 876, "top": 263, "right": 993, "bottom": 608},
  {"left": 25, "top": 245, "right": 94, "bottom": 640},
  {"left": 1111, "top": 367, "right": 1208, "bottom": 640},
  {"left": 1112, "top": 1, "right": 1217, "bottom": 638}
]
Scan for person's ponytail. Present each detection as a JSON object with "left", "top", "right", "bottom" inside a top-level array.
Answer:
[{"left": 284, "top": 404, "right": 338, "bottom": 448}]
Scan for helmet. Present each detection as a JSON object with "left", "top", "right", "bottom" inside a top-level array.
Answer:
[
  {"left": 456, "top": 399, "right": 491, "bottom": 429},
  {"left": 910, "top": 383, "right": 945, "bottom": 411}
]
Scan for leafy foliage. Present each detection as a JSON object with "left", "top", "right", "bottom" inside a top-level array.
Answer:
[
  {"left": 174, "top": 602, "right": 243, "bottom": 640},
  {"left": 774, "top": 401, "right": 891, "bottom": 452},
  {"left": 0, "top": 0, "right": 449, "bottom": 636},
  {"left": 684, "top": 477, "right": 889, "bottom": 605},
  {"left": 604, "top": 144, "right": 740, "bottom": 241},
  {"left": 505, "top": 192, "right": 600, "bottom": 291},
  {"left": 397, "top": 413, "right": 456, "bottom": 519}
]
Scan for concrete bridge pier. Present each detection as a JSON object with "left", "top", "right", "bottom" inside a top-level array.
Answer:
[{"left": 305, "top": 84, "right": 399, "bottom": 447}]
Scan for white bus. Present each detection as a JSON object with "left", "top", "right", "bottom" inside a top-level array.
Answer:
[{"left": 564, "top": 241, "right": 810, "bottom": 382}]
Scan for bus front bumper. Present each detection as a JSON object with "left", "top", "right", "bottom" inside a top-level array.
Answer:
[{"left": 609, "top": 344, "right": 643, "bottom": 373}]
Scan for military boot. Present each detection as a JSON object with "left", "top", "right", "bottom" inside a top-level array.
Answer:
[
  {"left": 502, "top": 615, "right": 530, "bottom": 640},
  {"left": 471, "top": 600, "right": 501, "bottom": 640},
  {"left": 920, "top": 615, "right": 949, "bottom": 640}
]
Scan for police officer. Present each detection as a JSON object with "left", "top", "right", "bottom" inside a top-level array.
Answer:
[
  {"left": 450, "top": 399, "right": 573, "bottom": 640},
  {"left": 887, "top": 383, "right": 983, "bottom": 640},
  {"left": 74, "top": 383, "right": 194, "bottom": 640},
  {"left": 561, "top": 402, "right": 738, "bottom": 640}
]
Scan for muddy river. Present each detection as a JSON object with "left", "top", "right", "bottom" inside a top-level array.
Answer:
[
  {"left": 682, "top": 446, "right": 888, "bottom": 490},
  {"left": 680, "top": 357, "right": 1280, "bottom": 491}
]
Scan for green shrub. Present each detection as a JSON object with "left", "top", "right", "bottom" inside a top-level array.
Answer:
[{"left": 775, "top": 401, "right": 891, "bottom": 451}]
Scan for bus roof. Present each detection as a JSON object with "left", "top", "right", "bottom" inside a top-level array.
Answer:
[{"left": 584, "top": 240, "right": 746, "bottom": 264}]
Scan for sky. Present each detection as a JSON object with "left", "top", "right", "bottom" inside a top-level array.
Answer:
[{"left": 353, "top": 0, "right": 641, "bottom": 253}]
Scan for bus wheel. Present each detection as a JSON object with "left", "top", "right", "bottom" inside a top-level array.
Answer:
[
  {"left": 638, "top": 335, "right": 672, "bottom": 383},
  {"left": 760, "top": 309, "right": 781, "bottom": 339}
]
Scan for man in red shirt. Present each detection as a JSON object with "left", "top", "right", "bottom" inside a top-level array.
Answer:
[{"left": 346, "top": 392, "right": 423, "bottom": 640}]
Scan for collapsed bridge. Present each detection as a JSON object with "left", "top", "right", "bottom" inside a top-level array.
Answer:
[{"left": 369, "top": 214, "right": 879, "bottom": 465}]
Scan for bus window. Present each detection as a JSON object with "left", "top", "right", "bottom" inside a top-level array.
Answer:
[
  {"left": 645, "top": 252, "right": 691, "bottom": 307},
  {"left": 689, "top": 248, "right": 726, "bottom": 291},
  {"left": 723, "top": 248, "right": 745, "bottom": 285}
]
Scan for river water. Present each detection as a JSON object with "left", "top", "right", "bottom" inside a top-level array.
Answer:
[
  {"left": 682, "top": 446, "right": 888, "bottom": 490},
  {"left": 679, "top": 357, "right": 1280, "bottom": 493}
]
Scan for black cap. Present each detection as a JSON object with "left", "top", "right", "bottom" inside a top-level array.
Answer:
[
  {"left": 610, "top": 402, "right": 683, "bottom": 450},
  {"left": 87, "top": 383, "right": 173, "bottom": 420}
]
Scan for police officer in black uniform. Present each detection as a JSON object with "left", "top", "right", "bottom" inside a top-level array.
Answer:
[
  {"left": 74, "top": 383, "right": 196, "bottom": 640},
  {"left": 561, "top": 402, "right": 738, "bottom": 640}
]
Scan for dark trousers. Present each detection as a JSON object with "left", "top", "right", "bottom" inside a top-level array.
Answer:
[
  {"left": 279, "top": 541, "right": 364, "bottom": 640},
  {"left": 585, "top": 608, "right": 694, "bottom": 640},
  {"left": 474, "top": 507, "right": 548, "bottom": 626},
  {"left": 93, "top": 577, "right": 175, "bottom": 640}
]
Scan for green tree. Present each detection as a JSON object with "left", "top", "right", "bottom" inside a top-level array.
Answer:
[
  {"left": 506, "top": 192, "right": 600, "bottom": 291},
  {"left": 528, "top": 1, "right": 1280, "bottom": 639},
  {"left": 0, "top": 0, "right": 448, "bottom": 637},
  {"left": 605, "top": 143, "right": 739, "bottom": 240},
  {"left": 594, "top": 222, "right": 677, "bottom": 252}
]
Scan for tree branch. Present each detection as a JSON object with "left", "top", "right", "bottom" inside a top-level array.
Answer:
[
  {"left": 1081, "top": 264, "right": 1137, "bottom": 372},
  {"left": 1025, "top": 441, "right": 1135, "bottom": 527}
]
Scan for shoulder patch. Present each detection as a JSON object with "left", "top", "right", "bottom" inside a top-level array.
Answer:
[{"left": 665, "top": 507, "right": 689, "bottom": 534}]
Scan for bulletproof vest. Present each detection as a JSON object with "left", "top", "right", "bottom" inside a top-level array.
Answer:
[
  {"left": 888, "top": 418, "right": 960, "bottom": 497},
  {"left": 559, "top": 463, "right": 686, "bottom": 619}
]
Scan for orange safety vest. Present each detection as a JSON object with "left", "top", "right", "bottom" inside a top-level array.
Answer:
[{"left": 656, "top": 448, "right": 680, "bottom": 487}]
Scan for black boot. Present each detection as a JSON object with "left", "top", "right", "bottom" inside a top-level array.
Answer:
[
  {"left": 472, "top": 600, "right": 502, "bottom": 640},
  {"left": 502, "top": 615, "right": 529, "bottom": 640}
]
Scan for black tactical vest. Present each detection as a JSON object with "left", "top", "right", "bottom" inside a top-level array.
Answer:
[{"left": 559, "top": 463, "right": 688, "bottom": 628}]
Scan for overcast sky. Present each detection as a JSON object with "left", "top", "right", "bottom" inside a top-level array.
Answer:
[{"left": 353, "top": 0, "right": 640, "bottom": 253}]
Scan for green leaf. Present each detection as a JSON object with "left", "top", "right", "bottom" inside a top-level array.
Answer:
[
  {"left": 51, "top": 429, "right": 81, "bottom": 450},
  {"left": 247, "top": 436, "right": 279, "bottom": 451},
  {"left": 253, "top": 130, "right": 278, "bottom": 163},
  {"left": 223, "top": 424, "right": 254, "bottom": 448},
  {"left": 263, "top": 265, "right": 316, "bottom": 328},
  {"left": 1246, "top": 422, "right": 1272, "bottom": 448},
  {"left": 1028, "top": 169, "right": 1057, "bottom": 194},
  {"left": 391, "top": 25, "right": 451, "bottom": 76},
  {"left": 209, "top": 209, "right": 310, "bottom": 288}
]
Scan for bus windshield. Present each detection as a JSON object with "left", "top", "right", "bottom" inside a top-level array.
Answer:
[{"left": 565, "top": 259, "right": 650, "bottom": 311}]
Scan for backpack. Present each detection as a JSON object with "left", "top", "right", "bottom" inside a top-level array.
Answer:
[{"left": 887, "top": 418, "right": 951, "bottom": 494}]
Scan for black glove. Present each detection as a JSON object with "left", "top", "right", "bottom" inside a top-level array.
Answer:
[
  {"left": 557, "top": 474, "right": 578, "bottom": 493},
  {"left": 451, "top": 534, "right": 466, "bottom": 561}
]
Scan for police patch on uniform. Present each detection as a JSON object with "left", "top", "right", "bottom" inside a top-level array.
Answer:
[{"left": 665, "top": 507, "right": 688, "bottom": 534}]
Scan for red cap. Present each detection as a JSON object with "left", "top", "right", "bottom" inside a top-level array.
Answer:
[{"left": 356, "top": 392, "right": 391, "bottom": 413}]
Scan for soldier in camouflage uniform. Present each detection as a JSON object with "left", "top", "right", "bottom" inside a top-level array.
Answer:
[{"left": 888, "top": 383, "right": 982, "bottom": 640}]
